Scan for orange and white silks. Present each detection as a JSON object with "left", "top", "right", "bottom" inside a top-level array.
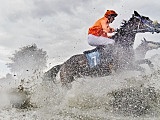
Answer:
[
  {"left": 87, "top": 17, "right": 115, "bottom": 46},
  {"left": 88, "top": 17, "right": 114, "bottom": 38}
]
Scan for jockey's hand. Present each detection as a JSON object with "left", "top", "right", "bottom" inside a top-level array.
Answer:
[
  {"left": 102, "top": 32, "right": 107, "bottom": 37},
  {"left": 109, "top": 28, "right": 115, "bottom": 33},
  {"left": 114, "top": 28, "right": 119, "bottom": 32}
]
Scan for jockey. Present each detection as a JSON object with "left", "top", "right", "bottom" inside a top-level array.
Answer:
[{"left": 88, "top": 10, "right": 118, "bottom": 47}]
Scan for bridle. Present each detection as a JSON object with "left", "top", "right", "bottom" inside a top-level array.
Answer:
[{"left": 134, "top": 15, "right": 157, "bottom": 33}]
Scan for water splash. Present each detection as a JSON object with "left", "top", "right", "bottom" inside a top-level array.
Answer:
[{"left": 1, "top": 55, "right": 160, "bottom": 119}]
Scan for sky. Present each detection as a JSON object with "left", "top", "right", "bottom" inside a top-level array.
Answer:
[{"left": 0, "top": 0, "right": 160, "bottom": 77}]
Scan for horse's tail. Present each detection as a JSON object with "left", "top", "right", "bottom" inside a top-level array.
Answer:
[{"left": 43, "top": 64, "right": 63, "bottom": 82}]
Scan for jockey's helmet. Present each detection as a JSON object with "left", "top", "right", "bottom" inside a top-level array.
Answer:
[{"left": 104, "top": 10, "right": 118, "bottom": 18}]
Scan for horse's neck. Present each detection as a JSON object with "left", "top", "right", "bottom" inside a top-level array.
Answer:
[
  {"left": 134, "top": 44, "right": 150, "bottom": 60},
  {"left": 114, "top": 19, "right": 138, "bottom": 47},
  {"left": 135, "top": 44, "right": 149, "bottom": 53},
  {"left": 134, "top": 51, "right": 146, "bottom": 60},
  {"left": 114, "top": 31, "right": 136, "bottom": 47}
]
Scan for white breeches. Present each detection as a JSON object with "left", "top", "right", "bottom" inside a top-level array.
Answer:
[{"left": 88, "top": 34, "right": 115, "bottom": 46}]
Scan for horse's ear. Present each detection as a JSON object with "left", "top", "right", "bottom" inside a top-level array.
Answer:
[
  {"left": 143, "top": 37, "right": 147, "bottom": 42},
  {"left": 134, "top": 11, "right": 141, "bottom": 17},
  {"left": 141, "top": 39, "right": 144, "bottom": 43},
  {"left": 141, "top": 37, "right": 146, "bottom": 43}
]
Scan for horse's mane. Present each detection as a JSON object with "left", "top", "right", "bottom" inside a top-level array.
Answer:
[
  {"left": 119, "top": 15, "right": 134, "bottom": 29},
  {"left": 113, "top": 14, "right": 136, "bottom": 47}
]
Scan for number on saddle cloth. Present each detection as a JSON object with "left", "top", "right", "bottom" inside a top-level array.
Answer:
[{"left": 84, "top": 47, "right": 101, "bottom": 68}]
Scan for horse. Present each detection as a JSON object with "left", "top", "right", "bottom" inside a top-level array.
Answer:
[
  {"left": 134, "top": 37, "right": 160, "bottom": 68},
  {"left": 44, "top": 11, "right": 160, "bottom": 87},
  {"left": 44, "top": 37, "right": 160, "bottom": 82},
  {"left": 135, "top": 37, "right": 160, "bottom": 60}
]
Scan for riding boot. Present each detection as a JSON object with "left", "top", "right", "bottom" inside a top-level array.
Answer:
[
  {"left": 96, "top": 46, "right": 106, "bottom": 65},
  {"left": 104, "top": 44, "right": 114, "bottom": 63},
  {"left": 97, "top": 45, "right": 113, "bottom": 75}
]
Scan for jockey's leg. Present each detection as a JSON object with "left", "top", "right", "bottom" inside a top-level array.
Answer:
[
  {"left": 88, "top": 34, "right": 114, "bottom": 64},
  {"left": 88, "top": 34, "right": 115, "bottom": 46}
]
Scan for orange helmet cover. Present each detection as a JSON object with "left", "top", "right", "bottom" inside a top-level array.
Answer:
[{"left": 104, "top": 10, "right": 118, "bottom": 18}]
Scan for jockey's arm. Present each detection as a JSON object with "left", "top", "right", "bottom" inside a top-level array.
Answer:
[{"left": 101, "top": 20, "right": 115, "bottom": 33}]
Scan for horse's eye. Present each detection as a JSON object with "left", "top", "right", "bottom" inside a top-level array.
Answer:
[{"left": 136, "top": 19, "right": 140, "bottom": 22}]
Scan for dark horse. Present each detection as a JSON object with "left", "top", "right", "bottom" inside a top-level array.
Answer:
[
  {"left": 44, "top": 11, "right": 160, "bottom": 87},
  {"left": 44, "top": 38, "right": 160, "bottom": 82}
]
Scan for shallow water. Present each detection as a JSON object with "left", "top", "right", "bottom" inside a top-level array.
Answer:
[{"left": 1, "top": 55, "right": 160, "bottom": 120}]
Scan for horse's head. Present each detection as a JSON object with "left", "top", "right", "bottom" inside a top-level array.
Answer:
[
  {"left": 139, "top": 37, "right": 160, "bottom": 50},
  {"left": 132, "top": 11, "right": 160, "bottom": 33},
  {"left": 135, "top": 37, "right": 160, "bottom": 60},
  {"left": 114, "top": 11, "right": 160, "bottom": 47}
]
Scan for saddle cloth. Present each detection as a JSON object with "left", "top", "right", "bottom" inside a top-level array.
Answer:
[{"left": 84, "top": 48, "right": 101, "bottom": 68}]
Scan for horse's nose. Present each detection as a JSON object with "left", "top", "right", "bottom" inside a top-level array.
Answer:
[{"left": 152, "top": 21, "right": 160, "bottom": 33}]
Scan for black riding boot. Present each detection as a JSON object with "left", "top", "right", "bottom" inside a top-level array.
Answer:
[
  {"left": 97, "top": 45, "right": 113, "bottom": 75},
  {"left": 98, "top": 45, "right": 113, "bottom": 65}
]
